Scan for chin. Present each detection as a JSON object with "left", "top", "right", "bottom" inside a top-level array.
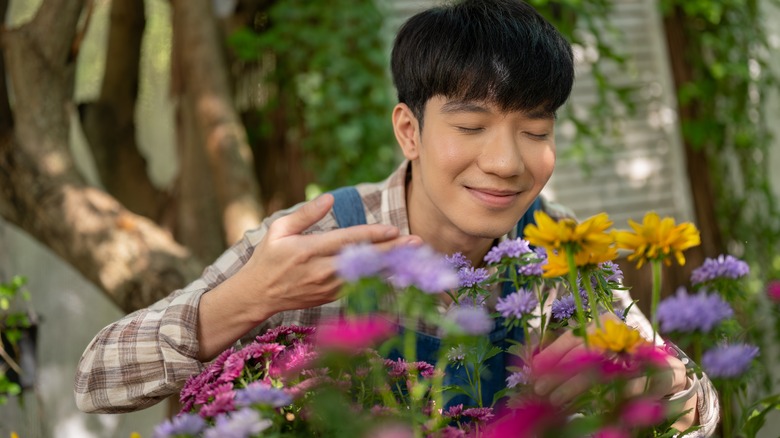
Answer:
[{"left": 461, "top": 222, "right": 516, "bottom": 240}]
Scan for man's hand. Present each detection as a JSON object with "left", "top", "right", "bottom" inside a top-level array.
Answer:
[
  {"left": 197, "top": 194, "right": 421, "bottom": 360},
  {"left": 244, "top": 193, "right": 422, "bottom": 316},
  {"left": 531, "top": 314, "right": 687, "bottom": 405}
]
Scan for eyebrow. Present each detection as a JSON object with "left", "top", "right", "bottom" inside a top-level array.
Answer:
[{"left": 440, "top": 100, "right": 555, "bottom": 120}]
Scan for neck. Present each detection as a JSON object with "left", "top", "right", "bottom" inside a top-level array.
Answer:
[{"left": 405, "top": 174, "right": 496, "bottom": 268}]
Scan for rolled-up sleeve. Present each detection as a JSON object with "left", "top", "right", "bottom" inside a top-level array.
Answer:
[{"left": 74, "top": 226, "right": 266, "bottom": 413}]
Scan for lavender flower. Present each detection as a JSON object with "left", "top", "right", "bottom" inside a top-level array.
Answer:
[
  {"left": 550, "top": 293, "right": 588, "bottom": 321},
  {"left": 204, "top": 408, "right": 272, "bottom": 438},
  {"left": 506, "top": 366, "right": 531, "bottom": 388},
  {"left": 458, "top": 267, "right": 490, "bottom": 288},
  {"left": 496, "top": 289, "right": 538, "bottom": 319},
  {"left": 385, "top": 245, "right": 459, "bottom": 293},
  {"left": 657, "top": 287, "right": 733, "bottom": 333},
  {"left": 153, "top": 413, "right": 206, "bottom": 438},
  {"left": 445, "top": 252, "right": 471, "bottom": 270},
  {"left": 234, "top": 382, "right": 292, "bottom": 408},
  {"left": 447, "top": 305, "right": 494, "bottom": 335},
  {"left": 336, "top": 243, "right": 385, "bottom": 281},
  {"left": 691, "top": 255, "right": 750, "bottom": 285},
  {"left": 599, "top": 261, "right": 624, "bottom": 283},
  {"left": 702, "top": 344, "right": 759, "bottom": 378},
  {"left": 484, "top": 238, "right": 532, "bottom": 264},
  {"left": 517, "top": 246, "right": 547, "bottom": 277}
]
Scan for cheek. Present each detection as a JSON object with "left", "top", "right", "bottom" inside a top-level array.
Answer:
[{"left": 527, "top": 144, "right": 556, "bottom": 183}]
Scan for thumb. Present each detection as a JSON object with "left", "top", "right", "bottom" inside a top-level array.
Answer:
[{"left": 268, "top": 194, "right": 335, "bottom": 238}]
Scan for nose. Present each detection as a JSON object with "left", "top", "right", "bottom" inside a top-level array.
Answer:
[{"left": 476, "top": 128, "right": 524, "bottom": 178}]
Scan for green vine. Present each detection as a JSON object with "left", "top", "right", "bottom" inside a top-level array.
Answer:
[
  {"left": 659, "top": 0, "right": 780, "bottom": 277},
  {"left": 228, "top": 0, "right": 397, "bottom": 190}
]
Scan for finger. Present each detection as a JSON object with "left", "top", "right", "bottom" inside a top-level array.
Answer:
[
  {"left": 268, "top": 194, "right": 335, "bottom": 238},
  {"left": 371, "top": 235, "right": 424, "bottom": 253},
  {"left": 548, "top": 374, "right": 593, "bottom": 405},
  {"left": 532, "top": 330, "right": 582, "bottom": 372},
  {"left": 534, "top": 342, "right": 589, "bottom": 396},
  {"left": 307, "top": 224, "right": 404, "bottom": 256}
]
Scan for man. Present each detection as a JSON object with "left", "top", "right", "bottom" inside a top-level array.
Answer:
[{"left": 75, "top": 0, "right": 717, "bottom": 434}]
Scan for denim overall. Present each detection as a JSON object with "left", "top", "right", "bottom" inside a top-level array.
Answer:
[{"left": 329, "top": 187, "right": 541, "bottom": 408}]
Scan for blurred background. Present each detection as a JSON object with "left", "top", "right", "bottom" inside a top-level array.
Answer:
[{"left": 0, "top": 0, "right": 778, "bottom": 436}]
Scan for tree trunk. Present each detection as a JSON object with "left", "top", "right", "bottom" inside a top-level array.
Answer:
[
  {"left": 662, "top": 6, "right": 723, "bottom": 260},
  {"left": 170, "top": 0, "right": 263, "bottom": 261},
  {"left": 0, "top": 0, "right": 203, "bottom": 313},
  {"left": 79, "top": 0, "right": 165, "bottom": 220}
]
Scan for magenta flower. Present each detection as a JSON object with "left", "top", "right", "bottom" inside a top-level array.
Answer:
[
  {"left": 482, "top": 399, "right": 561, "bottom": 437},
  {"left": 199, "top": 388, "right": 236, "bottom": 418},
  {"left": 255, "top": 325, "right": 315, "bottom": 345},
  {"left": 767, "top": 280, "right": 780, "bottom": 302},
  {"left": 316, "top": 315, "right": 395, "bottom": 351},
  {"left": 620, "top": 398, "right": 666, "bottom": 427},
  {"left": 462, "top": 407, "right": 495, "bottom": 423},
  {"left": 593, "top": 427, "right": 630, "bottom": 438}
]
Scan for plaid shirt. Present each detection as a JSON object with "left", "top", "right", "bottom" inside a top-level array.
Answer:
[{"left": 74, "top": 161, "right": 718, "bottom": 436}]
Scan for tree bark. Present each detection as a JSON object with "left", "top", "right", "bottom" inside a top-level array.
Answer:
[
  {"left": 0, "top": 0, "right": 203, "bottom": 313},
  {"left": 79, "top": 0, "right": 164, "bottom": 220},
  {"left": 170, "top": 0, "right": 263, "bottom": 258},
  {"left": 662, "top": 6, "right": 723, "bottom": 260}
]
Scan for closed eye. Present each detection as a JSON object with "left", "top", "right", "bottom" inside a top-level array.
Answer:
[
  {"left": 525, "top": 132, "right": 549, "bottom": 140},
  {"left": 456, "top": 126, "right": 484, "bottom": 133}
]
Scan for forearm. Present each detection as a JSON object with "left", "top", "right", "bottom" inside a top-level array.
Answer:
[{"left": 196, "top": 268, "right": 276, "bottom": 361}]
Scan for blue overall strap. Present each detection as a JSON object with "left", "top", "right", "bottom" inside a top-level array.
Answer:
[
  {"left": 515, "top": 196, "right": 543, "bottom": 239},
  {"left": 329, "top": 187, "right": 367, "bottom": 228}
]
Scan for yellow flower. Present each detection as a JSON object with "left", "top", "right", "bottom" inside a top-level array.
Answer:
[
  {"left": 525, "top": 211, "right": 614, "bottom": 255},
  {"left": 590, "top": 319, "right": 649, "bottom": 354},
  {"left": 542, "top": 250, "right": 571, "bottom": 278},
  {"left": 130, "top": 433, "right": 141, "bottom": 438},
  {"left": 11, "top": 433, "right": 19, "bottom": 438},
  {"left": 614, "top": 212, "right": 701, "bottom": 269}
]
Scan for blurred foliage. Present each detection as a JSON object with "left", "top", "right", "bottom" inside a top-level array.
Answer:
[
  {"left": 0, "top": 276, "right": 31, "bottom": 405},
  {"left": 528, "top": 0, "right": 638, "bottom": 169},
  {"left": 658, "top": 0, "right": 780, "bottom": 280},
  {"left": 228, "top": 0, "right": 397, "bottom": 190}
]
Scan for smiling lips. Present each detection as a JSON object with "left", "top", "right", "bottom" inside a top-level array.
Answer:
[{"left": 466, "top": 186, "right": 521, "bottom": 208}]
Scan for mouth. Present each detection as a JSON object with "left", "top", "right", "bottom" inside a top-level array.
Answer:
[{"left": 465, "top": 186, "right": 522, "bottom": 208}]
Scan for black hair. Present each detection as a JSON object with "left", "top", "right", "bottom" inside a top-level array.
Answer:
[{"left": 391, "top": 0, "right": 574, "bottom": 126}]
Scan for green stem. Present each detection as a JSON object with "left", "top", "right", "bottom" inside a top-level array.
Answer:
[
  {"left": 474, "top": 365, "right": 483, "bottom": 407},
  {"left": 722, "top": 381, "right": 733, "bottom": 438},
  {"left": 650, "top": 259, "right": 663, "bottom": 345},
  {"left": 565, "top": 248, "right": 589, "bottom": 348},
  {"left": 583, "top": 272, "right": 601, "bottom": 330}
]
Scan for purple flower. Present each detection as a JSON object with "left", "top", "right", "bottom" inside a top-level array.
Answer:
[
  {"left": 551, "top": 294, "right": 577, "bottom": 321},
  {"left": 518, "top": 246, "right": 547, "bottom": 277},
  {"left": 462, "top": 407, "right": 495, "bottom": 423},
  {"left": 691, "top": 255, "right": 750, "bottom": 285},
  {"left": 204, "top": 408, "right": 272, "bottom": 438},
  {"left": 484, "top": 238, "right": 532, "bottom": 264},
  {"left": 458, "top": 267, "right": 490, "bottom": 288},
  {"left": 199, "top": 388, "right": 236, "bottom": 418},
  {"left": 599, "top": 261, "right": 624, "bottom": 283},
  {"left": 336, "top": 243, "right": 385, "bottom": 281},
  {"left": 385, "top": 245, "right": 459, "bottom": 293},
  {"left": 496, "top": 289, "right": 538, "bottom": 319},
  {"left": 255, "top": 325, "right": 315, "bottom": 345},
  {"left": 702, "top": 344, "right": 759, "bottom": 378},
  {"left": 438, "top": 426, "right": 467, "bottom": 438},
  {"left": 153, "top": 413, "right": 206, "bottom": 438},
  {"left": 506, "top": 367, "right": 531, "bottom": 388},
  {"left": 234, "top": 382, "right": 292, "bottom": 408},
  {"left": 445, "top": 252, "right": 471, "bottom": 270},
  {"left": 657, "top": 287, "right": 733, "bottom": 333},
  {"left": 447, "top": 305, "right": 494, "bottom": 335}
]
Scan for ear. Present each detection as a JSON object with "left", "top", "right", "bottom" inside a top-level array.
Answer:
[{"left": 392, "top": 103, "right": 421, "bottom": 160}]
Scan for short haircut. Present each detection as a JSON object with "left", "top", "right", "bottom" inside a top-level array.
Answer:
[{"left": 391, "top": 0, "right": 574, "bottom": 126}]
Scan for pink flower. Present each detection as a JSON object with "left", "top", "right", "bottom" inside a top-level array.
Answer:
[
  {"left": 620, "top": 398, "right": 666, "bottom": 427},
  {"left": 767, "top": 280, "right": 780, "bottom": 303},
  {"left": 316, "top": 315, "right": 396, "bottom": 351},
  {"left": 461, "top": 407, "right": 494, "bottom": 423},
  {"left": 269, "top": 343, "right": 317, "bottom": 378},
  {"left": 255, "top": 325, "right": 316, "bottom": 345},
  {"left": 594, "top": 426, "right": 630, "bottom": 438},
  {"left": 198, "top": 388, "right": 235, "bottom": 418},
  {"left": 482, "top": 399, "right": 561, "bottom": 437}
]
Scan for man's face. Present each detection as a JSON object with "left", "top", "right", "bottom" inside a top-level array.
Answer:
[{"left": 401, "top": 95, "right": 556, "bottom": 241}]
